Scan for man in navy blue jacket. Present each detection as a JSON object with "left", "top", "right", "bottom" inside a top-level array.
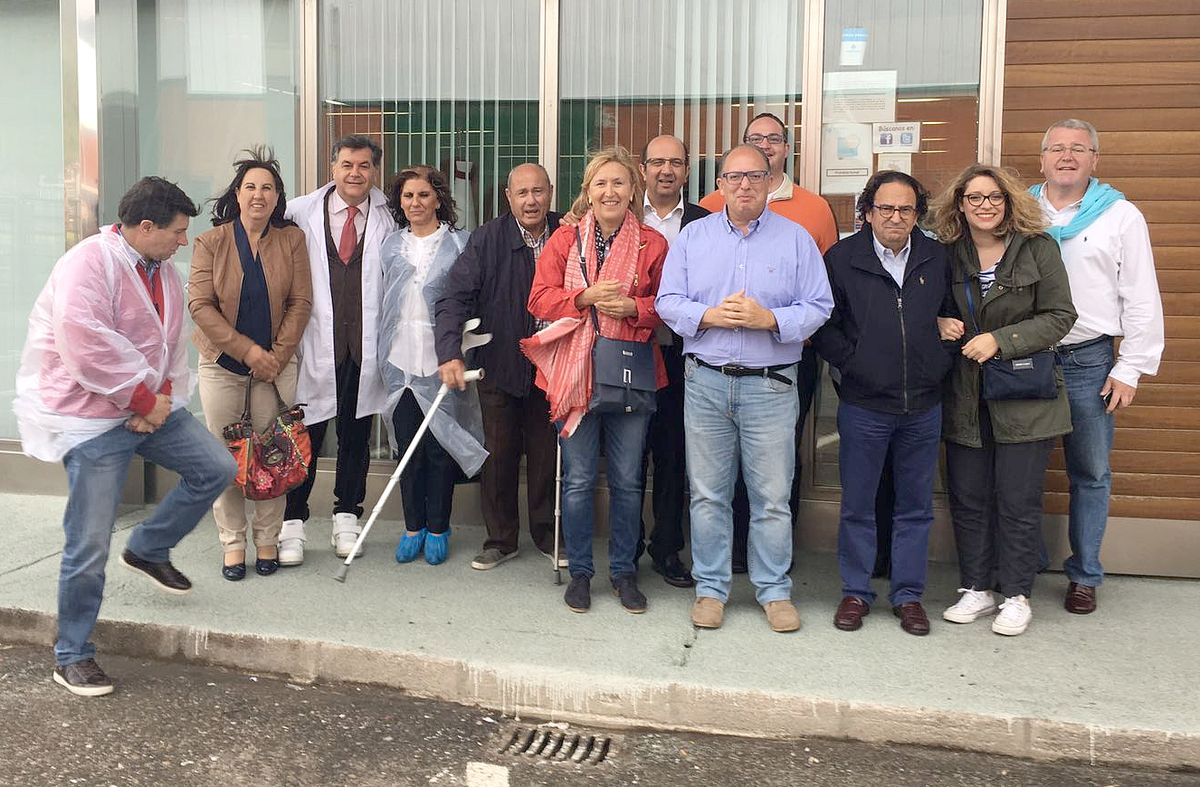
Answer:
[
  {"left": 434, "top": 163, "right": 562, "bottom": 571},
  {"left": 812, "top": 171, "right": 954, "bottom": 637}
]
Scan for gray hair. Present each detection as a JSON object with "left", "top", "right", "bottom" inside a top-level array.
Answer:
[
  {"left": 1041, "top": 119, "right": 1100, "bottom": 154},
  {"left": 718, "top": 144, "right": 770, "bottom": 175}
]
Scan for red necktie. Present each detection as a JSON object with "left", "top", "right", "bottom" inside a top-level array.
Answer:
[{"left": 338, "top": 205, "right": 360, "bottom": 264}]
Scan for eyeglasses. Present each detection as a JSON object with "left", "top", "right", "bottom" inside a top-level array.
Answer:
[
  {"left": 872, "top": 204, "right": 917, "bottom": 219},
  {"left": 720, "top": 170, "right": 769, "bottom": 185},
  {"left": 744, "top": 133, "right": 786, "bottom": 146},
  {"left": 644, "top": 157, "right": 687, "bottom": 168},
  {"left": 1042, "top": 144, "right": 1095, "bottom": 156},
  {"left": 963, "top": 192, "right": 1006, "bottom": 208}
]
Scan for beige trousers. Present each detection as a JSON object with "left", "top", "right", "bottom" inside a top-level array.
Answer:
[{"left": 198, "top": 359, "right": 299, "bottom": 553}]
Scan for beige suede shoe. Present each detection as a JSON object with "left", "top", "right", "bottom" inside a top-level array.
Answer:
[
  {"left": 762, "top": 600, "right": 801, "bottom": 633},
  {"left": 691, "top": 597, "right": 725, "bottom": 629}
]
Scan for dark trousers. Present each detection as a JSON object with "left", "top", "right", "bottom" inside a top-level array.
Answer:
[
  {"left": 638, "top": 341, "right": 687, "bottom": 561},
  {"left": 732, "top": 350, "right": 819, "bottom": 559},
  {"left": 836, "top": 402, "right": 941, "bottom": 606},
  {"left": 284, "top": 358, "right": 373, "bottom": 521},
  {"left": 945, "top": 404, "right": 1053, "bottom": 598},
  {"left": 391, "top": 389, "right": 456, "bottom": 534},
  {"left": 873, "top": 455, "right": 895, "bottom": 577},
  {"left": 478, "top": 379, "right": 558, "bottom": 555}
]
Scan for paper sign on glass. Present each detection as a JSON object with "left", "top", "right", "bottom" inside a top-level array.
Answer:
[
  {"left": 821, "top": 123, "right": 873, "bottom": 195},
  {"left": 822, "top": 71, "right": 897, "bottom": 124}
]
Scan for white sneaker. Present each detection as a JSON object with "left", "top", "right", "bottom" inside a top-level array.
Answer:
[
  {"left": 278, "top": 519, "right": 306, "bottom": 566},
  {"left": 992, "top": 595, "right": 1032, "bottom": 636},
  {"left": 942, "top": 588, "right": 997, "bottom": 624},
  {"left": 331, "top": 513, "right": 363, "bottom": 558}
]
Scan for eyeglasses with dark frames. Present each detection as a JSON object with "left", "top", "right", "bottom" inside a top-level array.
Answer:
[
  {"left": 744, "top": 133, "right": 786, "bottom": 146},
  {"left": 963, "top": 192, "right": 1006, "bottom": 208},
  {"left": 720, "top": 170, "right": 769, "bottom": 185},
  {"left": 644, "top": 158, "right": 687, "bottom": 168},
  {"left": 872, "top": 204, "right": 917, "bottom": 219}
]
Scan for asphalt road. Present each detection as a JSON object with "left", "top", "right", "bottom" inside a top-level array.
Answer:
[{"left": 1, "top": 643, "right": 1196, "bottom": 787}]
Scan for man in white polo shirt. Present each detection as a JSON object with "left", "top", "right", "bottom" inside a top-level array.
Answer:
[{"left": 1032, "top": 118, "right": 1164, "bottom": 615}]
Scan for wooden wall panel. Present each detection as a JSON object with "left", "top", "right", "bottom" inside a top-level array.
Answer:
[{"left": 1003, "top": 3, "right": 1200, "bottom": 524}]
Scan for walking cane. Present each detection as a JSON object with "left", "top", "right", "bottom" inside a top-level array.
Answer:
[
  {"left": 334, "top": 319, "right": 492, "bottom": 583},
  {"left": 553, "top": 441, "right": 563, "bottom": 585}
]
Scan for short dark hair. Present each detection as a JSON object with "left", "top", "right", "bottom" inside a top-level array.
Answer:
[
  {"left": 743, "top": 112, "right": 787, "bottom": 140},
  {"left": 210, "top": 146, "right": 291, "bottom": 228},
  {"left": 387, "top": 165, "right": 459, "bottom": 229},
  {"left": 117, "top": 177, "right": 199, "bottom": 227},
  {"left": 639, "top": 135, "right": 690, "bottom": 162},
  {"left": 331, "top": 134, "right": 383, "bottom": 168},
  {"left": 856, "top": 170, "right": 929, "bottom": 223}
]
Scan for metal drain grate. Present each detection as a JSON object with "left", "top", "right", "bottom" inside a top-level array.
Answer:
[{"left": 496, "top": 725, "right": 613, "bottom": 765}]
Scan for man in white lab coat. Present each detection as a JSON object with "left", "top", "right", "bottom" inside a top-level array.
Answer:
[{"left": 280, "top": 135, "right": 397, "bottom": 564}]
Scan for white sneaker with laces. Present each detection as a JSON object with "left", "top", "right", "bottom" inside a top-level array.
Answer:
[
  {"left": 942, "top": 587, "right": 997, "bottom": 624},
  {"left": 331, "top": 513, "right": 363, "bottom": 558},
  {"left": 278, "top": 519, "right": 306, "bottom": 566},
  {"left": 992, "top": 595, "right": 1032, "bottom": 636}
]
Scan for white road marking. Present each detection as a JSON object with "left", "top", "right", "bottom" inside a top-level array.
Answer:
[{"left": 465, "top": 762, "right": 510, "bottom": 787}]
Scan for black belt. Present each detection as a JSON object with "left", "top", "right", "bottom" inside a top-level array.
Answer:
[
  {"left": 688, "top": 355, "right": 794, "bottom": 385},
  {"left": 1055, "top": 335, "right": 1112, "bottom": 353}
]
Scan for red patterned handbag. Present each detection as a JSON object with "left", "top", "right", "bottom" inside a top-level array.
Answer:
[{"left": 222, "top": 377, "right": 312, "bottom": 501}]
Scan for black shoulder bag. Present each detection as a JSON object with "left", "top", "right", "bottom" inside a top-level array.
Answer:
[
  {"left": 963, "top": 278, "right": 1058, "bottom": 401},
  {"left": 576, "top": 228, "right": 657, "bottom": 415}
]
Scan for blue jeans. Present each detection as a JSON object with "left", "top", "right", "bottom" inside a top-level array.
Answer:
[
  {"left": 1057, "top": 338, "right": 1116, "bottom": 587},
  {"left": 56, "top": 409, "right": 237, "bottom": 666},
  {"left": 836, "top": 401, "right": 941, "bottom": 606},
  {"left": 558, "top": 410, "right": 650, "bottom": 580},
  {"left": 685, "top": 358, "right": 798, "bottom": 605}
]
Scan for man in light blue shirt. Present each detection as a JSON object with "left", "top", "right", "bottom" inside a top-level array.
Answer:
[{"left": 656, "top": 145, "right": 833, "bottom": 633}]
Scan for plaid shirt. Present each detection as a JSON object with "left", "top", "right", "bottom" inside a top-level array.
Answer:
[{"left": 520, "top": 221, "right": 553, "bottom": 332}]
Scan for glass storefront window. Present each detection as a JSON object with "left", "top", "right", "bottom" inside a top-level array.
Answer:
[
  {"left": 0, "top": 1, "right": 66, "bottom": 438},
  {"left": 557, "top": 0, "right": 806, "bottom": 210},
  {"left": 320, "top": 0, "right": 541, "bottom": 231},
  {"left": 95, "top": 0, "right": 302, "bottom": 416},
  {"left": 812, "top": 1, "right": 984, "bottom": 491}
]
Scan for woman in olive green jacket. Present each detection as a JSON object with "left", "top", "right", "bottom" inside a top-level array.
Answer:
[{"left": 930, "top": 164, "right": 1076, "bottom": 637}]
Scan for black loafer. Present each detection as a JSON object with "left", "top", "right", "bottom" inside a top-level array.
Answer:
[
  {"left": 255, "top": 558, "right": 279, "bottom": 576},
  {"left": 651, "top": 553, "right": 695, "bottom": 588},
  {"left": 120, "top": 549, "right": 192, "bottom": 595},
  {"left": 222, "top": 562, "right": 246, "bottom": 582}
]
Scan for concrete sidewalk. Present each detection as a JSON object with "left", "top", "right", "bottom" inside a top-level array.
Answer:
[{"left": 1, "top": 493, "right": 1197, "bottom": 770}]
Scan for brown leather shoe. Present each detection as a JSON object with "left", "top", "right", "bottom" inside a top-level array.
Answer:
[
  {"left": 892, "top": 601, "right": 930, "bottom": 636},
  {"left": 833, "top": 596, "right": 870, "bottom": 631},
  {"left": 1064, "top": 582, "right": 1097, "bottom": 614}
]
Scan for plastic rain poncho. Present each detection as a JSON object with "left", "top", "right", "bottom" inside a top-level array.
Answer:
[
  {"left": 377, "top": 224, "right": 487, "bottom": 477},
  {"left": 14, "top": 225, "right": 192, "bottom": 461}
]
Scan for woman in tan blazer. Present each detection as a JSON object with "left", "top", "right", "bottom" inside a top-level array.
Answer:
[{"left": 189, "top": 147, "right": 313, "bottom": 581}]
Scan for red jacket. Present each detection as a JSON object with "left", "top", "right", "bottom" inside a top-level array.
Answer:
[{"left": 527, "top": 222, "right": 670, "bottom": 391}]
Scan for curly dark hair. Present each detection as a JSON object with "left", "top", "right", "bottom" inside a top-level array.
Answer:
[
  {"left": 387, "top": 165, "right": 458, "bottom": 229},
  {"left": 855, "top": 170, "right": 930, "bottom": 224},
  {"left": 209, "top": 146, "right": 291, "bottom": 228}
]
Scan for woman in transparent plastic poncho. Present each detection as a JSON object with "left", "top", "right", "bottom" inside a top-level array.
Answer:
[{"left": 378, "top": 165, "right": 486, "bottom": 566}]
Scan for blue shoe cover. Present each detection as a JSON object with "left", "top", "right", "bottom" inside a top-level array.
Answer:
[
  {"left": 395, "top": 528, "right": 427, "bottom": 563},
  {"left": 425, "top": 529, "right": 450, "bottom": 565}
]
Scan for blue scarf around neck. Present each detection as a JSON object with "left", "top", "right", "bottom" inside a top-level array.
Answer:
[{"left": 1029, "top": 177, "right": 1123, "bottom": 244}]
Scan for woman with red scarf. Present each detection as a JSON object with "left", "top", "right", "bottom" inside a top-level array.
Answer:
[{"left": 524, "top": 147, "right": 668, "bottom": 616}]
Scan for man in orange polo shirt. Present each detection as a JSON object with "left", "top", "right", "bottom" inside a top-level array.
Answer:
[{"left": 700, "top": 112, "right": 838, "bottom": 572}]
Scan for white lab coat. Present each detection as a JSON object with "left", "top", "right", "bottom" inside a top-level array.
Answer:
[{"left": 285, "top": 183, "right": 397, "bottom": 423}]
